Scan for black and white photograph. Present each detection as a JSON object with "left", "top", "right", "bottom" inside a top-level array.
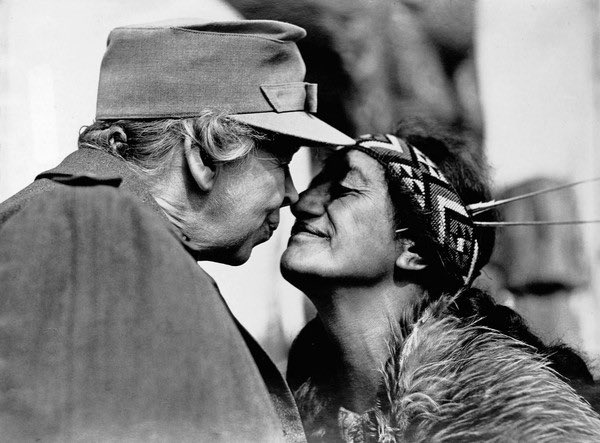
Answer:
[{"left": 0, "top": 0, "right": 599, "bottom": 441}]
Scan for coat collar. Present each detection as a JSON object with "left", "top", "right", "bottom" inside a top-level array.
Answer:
[
  {"left": 37, "top": 147, "right": 164, "bottom": 217},
  {"left": 36, "top": 148, "right": 205, "bottom": 260}
]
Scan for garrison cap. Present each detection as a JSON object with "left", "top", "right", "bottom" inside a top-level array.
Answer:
[{"left": 96, "top": 19, "right": 354, "bottom": 146}]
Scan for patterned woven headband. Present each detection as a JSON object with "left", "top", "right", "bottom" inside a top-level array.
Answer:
[
  {"left": 354, "top": 134, "right": 480, "bottom": 285},
  {"left": 353, "top": 134, "right": 600, "bottom": 285}
]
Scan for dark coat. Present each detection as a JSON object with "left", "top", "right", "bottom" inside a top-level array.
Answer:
[{"left": 0, "top": 148, "right": 305, "bottom": 442}]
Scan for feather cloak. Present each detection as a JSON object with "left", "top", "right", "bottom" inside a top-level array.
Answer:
[{"left": 294, "top": 299, "right": 600, "bottom": 442}]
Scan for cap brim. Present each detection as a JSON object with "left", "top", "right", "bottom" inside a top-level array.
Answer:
[{"left": 230, "top": 112, "right": 355, "bottom": 146}]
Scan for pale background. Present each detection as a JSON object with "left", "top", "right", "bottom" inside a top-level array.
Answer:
[{"left": 1, "top": 0, "right": 598, "bottom": 373}]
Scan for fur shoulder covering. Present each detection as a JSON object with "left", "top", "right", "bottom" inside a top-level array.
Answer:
[{"left": 295, "top": 304, "right": 600, "bottom": 442}]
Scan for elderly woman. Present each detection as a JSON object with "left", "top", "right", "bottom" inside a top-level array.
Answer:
[
  {"left": 0, "top": 20, "right": 359, "bottom": 441},
  {"left": 281, "top": 121, "right": 600, "bottom": 442}
]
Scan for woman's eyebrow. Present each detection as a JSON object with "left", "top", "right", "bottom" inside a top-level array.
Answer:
[{"left": 344, "top": 163, "right": 369, "bottom": 186}]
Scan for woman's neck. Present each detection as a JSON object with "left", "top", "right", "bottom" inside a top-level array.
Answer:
[{"left": 308, "top": 280, "right": 423, "bottom": 413}]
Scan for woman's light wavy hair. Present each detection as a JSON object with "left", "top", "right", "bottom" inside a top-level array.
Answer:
[{"left": 78, "top": 110, "right": 265, "bottom": 176}]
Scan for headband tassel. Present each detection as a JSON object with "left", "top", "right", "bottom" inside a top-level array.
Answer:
[
  {"left": 467, "top": 177, "right": 600, "bottom": 216},
  {"left": 474, "top": 220, "right": 600, "bottom": 227}
]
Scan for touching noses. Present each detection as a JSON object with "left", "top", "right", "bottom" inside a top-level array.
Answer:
[
  {"left": 291, "top": 183, "right": 328, "bottom": 219},
  {"left": 281, "top": 168, "right": 299, "bottom": 208}
]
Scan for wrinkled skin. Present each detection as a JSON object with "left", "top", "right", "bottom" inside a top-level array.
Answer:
[{"left": 281, "top": 149, "right": 400, "bottom": 288}]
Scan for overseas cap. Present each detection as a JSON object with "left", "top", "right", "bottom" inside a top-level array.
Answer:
[{"left": 96, "top": 19, "right": 354, "bottom": 146}]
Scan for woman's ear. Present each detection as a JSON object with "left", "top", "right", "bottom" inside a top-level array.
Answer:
[
  {"left": 106, "top": 126, "right": 128, "bottom": 152},
  {"left": 183, "top": 136, "right": 215, "bottom": 192},
  {"left": 395, "top": 239, "right": 428, "bottom": 271}
]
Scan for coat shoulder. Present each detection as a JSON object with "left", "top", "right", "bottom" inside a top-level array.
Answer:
[{"left": 0, "top": 171, "right": 124, "bottom": 227}]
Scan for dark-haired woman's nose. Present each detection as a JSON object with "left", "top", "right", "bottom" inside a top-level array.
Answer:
[
  {"left": 281, "top": 169, "right": 299, "bottom": 208},
  {"left": 290, "top": 183, "right": 328, "bottom": 219}
]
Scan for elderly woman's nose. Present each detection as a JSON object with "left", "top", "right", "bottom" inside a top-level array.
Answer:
[{"left": 291, "top": 186, "right": 328, "bottom": 218}]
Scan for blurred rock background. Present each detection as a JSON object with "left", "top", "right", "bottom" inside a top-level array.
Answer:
[
  {"left": 1, "top": 0, "right": 598, "bottom": 376},
  {"left": 226, "top": 0, "right": 482, "bottom": 139}
]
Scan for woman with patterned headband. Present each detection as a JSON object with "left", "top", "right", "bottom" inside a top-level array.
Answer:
[{"left": 281, "top": 119, "right": 600, "bottom": 442}]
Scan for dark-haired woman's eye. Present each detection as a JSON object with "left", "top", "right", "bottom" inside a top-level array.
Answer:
[{"left": 331, "top": 183, "right": 354, "bottom": 198}]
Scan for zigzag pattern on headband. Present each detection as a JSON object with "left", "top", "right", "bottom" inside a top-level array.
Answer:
[{"left": 355, "top": 134, "right": 479, "bottom": 285}]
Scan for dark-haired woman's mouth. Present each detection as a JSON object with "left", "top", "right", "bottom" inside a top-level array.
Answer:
[{"left": 290, "top": 222, "right": 328, "bottom": 238}]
